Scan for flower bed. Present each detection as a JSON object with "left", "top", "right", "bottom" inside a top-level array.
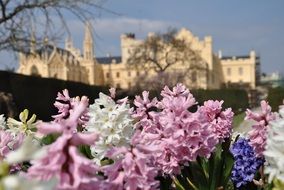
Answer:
[{"left": 0, "top": 83, "right": 283, "bottom": 190}]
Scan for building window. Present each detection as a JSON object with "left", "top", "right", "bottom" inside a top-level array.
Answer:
[
  {"left": 106, "top": 72, "right": 110, "bottom": 78},
  {"left": 116, "top": 72, "right": 120, "bottom": 78},
  {"left": 30, "top": 65, "right": 40, "bottom": 77},
  {"left": 227, "top": 80, "right": 231, "bottom": 87},
  {"left": 191, "top": 71, "right": 197, "bottom": 83},
  {"left": 128, "top": 71, "right": 131, "bottom": 77},
  {"left": 239, "top": 67, "right": 243, "bottom": 76},
  {"left": 227, "top": 68, "right": 231, "bottom": 76},
  {"left": 116, "top": 83, "right": 121, "bottom": 89}
]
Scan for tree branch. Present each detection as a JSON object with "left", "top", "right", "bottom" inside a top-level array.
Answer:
[{"left": 0, "top": 0, "right": 117, "bottom": 52}]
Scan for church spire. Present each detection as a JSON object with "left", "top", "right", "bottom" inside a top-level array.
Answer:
[
  {"left": 30, "top": 30, "right": 36, "bottom": 54},
  {"left": 83, "top": 21, "right": 94, "bottom": 60},
  {"left": 65, "top": 35, "right": 73, "bottom": 50}
]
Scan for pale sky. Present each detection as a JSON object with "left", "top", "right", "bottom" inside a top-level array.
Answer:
[{"left": 1, "top": 0, "right": 283, "bottom": 74}]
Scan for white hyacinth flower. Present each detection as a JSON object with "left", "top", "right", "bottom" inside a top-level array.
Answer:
[
  {"left": 6, "top": 135, "right": 46, "bottom": 165},
  {"left": 0, "top": 136, "right": 52, "bottom": 190},
  {"left": 86, "top": 92, "right": 134, "bottom": 163},
  {"left": 1, "top": 175, "right": 57, "bottom": 190},
  {"left": 264, "top": 105, "right": 284, "bottom": 182},
  {"left": 0, "top": 114, "right": 6, "bottom": 129}
]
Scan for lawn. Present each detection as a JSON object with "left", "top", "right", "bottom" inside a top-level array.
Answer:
[{"left": 233, "top": 112, "right": 245, "bottom": 128}]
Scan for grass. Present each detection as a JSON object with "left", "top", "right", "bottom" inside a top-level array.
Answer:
[{"left": 233, "top": 112, "right": 245, "bottom": 128}]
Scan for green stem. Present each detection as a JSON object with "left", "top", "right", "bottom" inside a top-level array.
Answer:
[
  {"left": 173, "top": 177, "right": 186, "bottom": 190},
  {"left": 197, "top": 157, "right": 209, "bottom": 179},
  {"left": 186, "top": 177, "right": 198, "bottom": 190}
]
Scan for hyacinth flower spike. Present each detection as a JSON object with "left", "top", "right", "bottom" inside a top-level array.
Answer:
[
  {"left": 264, "top": 104, "right": 284, "bottom": 183},
  {"left": 85, "top": 89, "right": 134, "bottom": 164},
  {"left": 27, "top": 95, "right": 103, "bottom": 190},
  {"left": 53, "top": 89, "right": 89, "bottom": 125},
  {"left": 246, "top": 100, "right": 276, "bottom": 157},
  {"left": 230, "top": 138, "right": 264, "bottom": 188}
]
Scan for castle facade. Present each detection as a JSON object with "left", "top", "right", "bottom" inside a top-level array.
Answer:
[{"left": 18, "top": 24, "right": 260, "bottom": 90}]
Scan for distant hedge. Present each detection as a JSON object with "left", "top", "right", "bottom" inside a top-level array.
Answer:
[
  {"left": 0, "top": 71, "right": 108, "bottom": 121},
  {"left": 267, "top": 87, "right": 284, "bottom": 111},
  {"left": 0, "top": 70, "right": 250, "bottom": 120},
  {"left": 191, "top": 89, "right": 249, "bottom": 114},
  {"left": 120, "top": 87, "right": 249, "bottom": 115}
]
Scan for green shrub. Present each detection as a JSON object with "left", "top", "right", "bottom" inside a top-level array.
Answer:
[
  {"left": 192, "top": 89, "right": 249, "bottom": 114},
  {"left": 267, "top": 87, "right": 284, "bottom": 111},
  {"left": 0, "top": 71, "right": 108, "bottom": 121},
  {"left": 0, "top": 70, "right": 250, "bottom": 120},
  {"left": 122, "top": 87, "right": 249, "bottom": 115}
]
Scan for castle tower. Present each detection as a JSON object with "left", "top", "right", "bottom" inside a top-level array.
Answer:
[
  {"left": 30, "top": 31, "right": 36, "bottom": 54},
  {"left": 65, "top": 36, "right": 73, "bottom": 50},
  {"left": 81, "top": 21, "right": 98, "bottom": 85},
  {"left": 83, "top": 21, "right": 94, "bottom": 60}
]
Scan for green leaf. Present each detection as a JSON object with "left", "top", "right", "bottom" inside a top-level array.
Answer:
[
  {"left": 207, "top": 138, "right": 235, "bottom": 190},
  {"left": 221, "top": 151, "right": 234, "bottom": 187},
  {"left": 157, "top": 175, "right": 172, "bottom": 190},
  {"left": 0, "top": 161, "right": 9, "bottom": 177},
  {"left": 197, "top": 157, "right": 209, "bottom": 179},
  {"left": 271, "top": 179, "right": 284, "bottom": 190},
  {"left": 186, "top": 177, "right": 198, "bottom": 190},
  {"left": 186, "top": 161, "right": 209, "bottom": 189},
  {"left": 220, "top": 138, "right": 234, "bottom": 187},
  {"left": 100, "top": 158, "right": 114, "bottom": 166},
  {"left": 208, "top": 143, "right": 223, "bottom": 190},
  {"left": 78, "top": 145, "right": 94, "bottom": 159},
  {"left": 41, "top": 134, "right": 58, "bottom": 145},
  {"left": 173, "top": 177, "right": 186, "bottom": 190}
]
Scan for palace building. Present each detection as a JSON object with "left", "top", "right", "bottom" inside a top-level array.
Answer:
[{"left": 18, "top": 23, "right": 260, "bottom": 90}]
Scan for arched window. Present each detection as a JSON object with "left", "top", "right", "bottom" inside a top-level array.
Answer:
[
  {"left": 239, "top": 67, "right": 243, "bottom": 76},
  {"left": 191, "top": 71, "right": 197, "bottom": 83},
  {"left": 30, "top": 65, "right": 41, "bottom": 77}
]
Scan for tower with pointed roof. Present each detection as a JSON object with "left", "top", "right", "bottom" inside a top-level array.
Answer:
[
  {"left": 81, "top": 22, "right": 104, "bottom": 85},
  {"left": 65, "top": 36, "right": 73, "bottom": 50},
  {"left": 83, "top": 21, "right": 94, "bottom": 60},
  {"left": 30, "top": 31, "right": 36, "bottom": 54}
]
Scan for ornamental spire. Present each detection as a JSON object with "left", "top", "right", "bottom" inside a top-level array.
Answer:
[{"left": 83, "top": 21, "right": 94, "bottom": 60}]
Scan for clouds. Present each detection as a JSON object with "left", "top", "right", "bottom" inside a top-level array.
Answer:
[
  {"left": 92, "top": 17, "right": 180, "bottom": 38},
  {"left": 0, "top": 3, "right": 283, "bottom": 74},
  {"left": 65, "top": 17, "right": 180, "bottom": 56}
]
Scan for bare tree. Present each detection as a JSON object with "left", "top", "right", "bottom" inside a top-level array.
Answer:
[
  {"left": 126, "top": 29, "right": 208, "bottom": 90},
  {"left": 0, "top": 0, "right": 112, "bottom": 52}
]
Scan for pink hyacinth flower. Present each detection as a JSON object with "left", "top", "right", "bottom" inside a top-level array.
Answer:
[
  {"left": 28, "top": 95, "right": 102, "bottom": 190},
  {"left": 52, "top": 89, "right": 90, "bottom": 125},
  {"left": 198, "top": 100, "right": 234, "bottom": 141},
  {"left": 246, "top": 100, "right": 276, "bottom": 157},
  {"left": 131, "top": 84, "right": 227, "bottom": 175}
]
